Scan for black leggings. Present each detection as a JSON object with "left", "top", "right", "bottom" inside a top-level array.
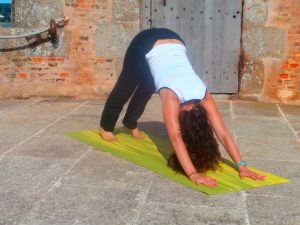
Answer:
[{"left": 100, "top": 28, "right": 184, "bottom": 132}]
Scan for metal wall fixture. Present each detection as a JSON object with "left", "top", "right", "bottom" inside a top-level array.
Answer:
[
  {"left": 163, "top": 0, "right": 166, "bottom": 7},
  {"left": 0, "top": 17, "right": 68, "bottom": 42}
]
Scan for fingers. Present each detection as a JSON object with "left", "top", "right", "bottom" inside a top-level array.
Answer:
[
  {"left": 206, "top": 179, "right": 217, "bottom": 187},
  {"left": 191, "top": 174, "right": 217, "bottom": 187},
  {"left": 195, "top": 177, "right": 217, "bottom": 187},
  {"left": 256, "top": 173, "right": 267, "bottom": 181},
  {"left": 240, "top": 171, "right": 267, "bottom": 181},
  {"left": 249, "top": 172, "right": 266, "bottom": 181}
]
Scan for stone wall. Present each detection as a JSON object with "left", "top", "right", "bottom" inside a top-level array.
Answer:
[
  {"left": 0, "top": 0, "right": 299, "bottom": 104},
  {"left": 0, "top": 0, "right": 140, "bottom": 99},
  {"left": 240, "top": 0, "right": 300, "bottom": 104}
]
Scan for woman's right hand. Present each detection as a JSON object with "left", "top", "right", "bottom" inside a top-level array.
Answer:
[{"left": 189, "top": 173, "right": 217, "bottom": 187}]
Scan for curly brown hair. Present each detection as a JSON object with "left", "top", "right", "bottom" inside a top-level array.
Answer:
[{"left": 168, "top": 103, "right": 221, "bottom": 174}]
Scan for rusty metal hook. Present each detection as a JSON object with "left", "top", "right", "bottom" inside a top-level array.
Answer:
[{"left": 49, "top": 19, "right": 57, "bottom": 40}]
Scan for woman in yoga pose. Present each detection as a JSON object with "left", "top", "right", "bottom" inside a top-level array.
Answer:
[{"left": 99, "top": 28, "right": 266, "bottom": 187}]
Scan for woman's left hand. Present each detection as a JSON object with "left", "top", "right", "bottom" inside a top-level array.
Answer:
[{"left": 238, "top": 166, "right": 267, "bottom": 181}]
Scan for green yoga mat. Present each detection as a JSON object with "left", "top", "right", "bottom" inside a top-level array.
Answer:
[{"left": 65, "top": 129, "right": 289, "bottom": 195}]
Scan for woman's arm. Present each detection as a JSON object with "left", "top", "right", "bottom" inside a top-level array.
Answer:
[
  {"left": 200, "top": 93, "right": 266, "bottom": 180},
  {"left": 159, "top": 89, "right": 217, "bottom": 187}
]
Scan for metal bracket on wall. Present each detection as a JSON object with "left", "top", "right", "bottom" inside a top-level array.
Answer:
[
  {"left": 148, "top": 18, "right": 152, "bottom": 28},
  {"left": 0, "top": 17, "right": 68, "bottom": 43}
]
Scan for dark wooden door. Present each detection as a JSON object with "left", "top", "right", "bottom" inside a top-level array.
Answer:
[{"left": 143, "top": 0, "right": 242, "bottom": 93}]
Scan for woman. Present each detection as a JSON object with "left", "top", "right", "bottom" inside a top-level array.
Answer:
[{"left": 99, "top": 28, "right": 266, "bottom": 187}]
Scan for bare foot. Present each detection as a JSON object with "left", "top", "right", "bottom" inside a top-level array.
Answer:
[
  {"left": 131, "top": 128, "right": 145, "bottom": 139},
  {"left": 99, "top": 127, "right": 117, "bottom": 141}
]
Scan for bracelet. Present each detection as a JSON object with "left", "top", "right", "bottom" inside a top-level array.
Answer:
[
  {"left": 234, "top": 161, "right": 247, "bottom": 170},
  {"left": 187, "top": 171, "right": 197, "bottom": 177}
]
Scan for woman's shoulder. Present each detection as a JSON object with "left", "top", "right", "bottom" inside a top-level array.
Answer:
[{"left": 159, "top": 88, "right": 180, "bottom": 103}]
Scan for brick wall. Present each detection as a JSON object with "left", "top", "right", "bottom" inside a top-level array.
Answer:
[
  {"left": 0, "top": 0, "right": 140, "bottom": 99},
  {"left": 240, "top": 0, "right": 300, "bottom": 104}
]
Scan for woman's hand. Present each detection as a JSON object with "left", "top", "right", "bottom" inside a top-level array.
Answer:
[
  {"left": 238, "top": 166, "right": 267, "bottom": 181},
  {"left": 189, "top": 173, "right": 217, "bottom": 187}
]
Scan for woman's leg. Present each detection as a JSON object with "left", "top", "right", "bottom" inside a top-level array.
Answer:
[
  {"left": 122, "top": 72, "right": 155, "bottom": 136},
  {"left": 100, "top": 69, "right": 138, "bottom": 133}
]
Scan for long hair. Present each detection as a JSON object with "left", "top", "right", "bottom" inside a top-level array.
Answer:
[{"left": 168, "top": 103, "right": 221, "bottom": 174}]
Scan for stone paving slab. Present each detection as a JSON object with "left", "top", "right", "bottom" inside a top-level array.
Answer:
[
  {"left": 2, "top": 101, "right": 81, "bottom": 123},
  {"left": 236, "top": 137, "right": 300, "bottom": 162},
  {"left": 84, "top": 99, "right": 106, "bottom": 107},
  {"left": 0, "top": 140, "right": 17, "bottom": 155},
  {"left": 285, "top": 118, "right": 300, "bottom": 133},
  {"left": 277, "top": 105, "right": 300, "bottom": 138},
  {"left": 38, "top": 98, "right": 89, "bottom": 105},
  {"left": 0, "top": 157, "right": 74, "bottom": 225},
  {"left": 140, "top": 111, "right": 164, "bottom": 122},
  {"left": 5, "top": 136, "right": 89, "bottom": 160},
  {"left": 0, "top": 120, "right": 50, "bottom": 155},
  {"left": 234, "top": 117, "right": 296, "bottom": 139},
  {"left": 0, "top": 156, "right": 73, "bottom": 195},
  {"left": 245, "top": 159, "right": 300, "bottom": 198},
  {"left": 66, "top": 105, "right": 103, "bottom": 119},
  {"left": 0, "top": 97, "right": 299, "bottom": 225},
  {"left": 0, "top": 98, "right": 39, "bottom": 112},
  {"left": 220, "top": 110, "right": 234, "bottom": 134},
  {"left": 278, "top": 104, "right": 300, "bottom": 120},
  {"left": 136, "top": 203, "right": 245, "bottom": 225},
  {"left": 137, "top": 120, "right": 167, "bottom": 136},
  {"left": 1, "top": 190, "right": 35, "bottom": 225},
  {"left": 145, "top": 175, "right": 243, "bottom": 208},
  {"left": 215, "top": 100, "right": 231, "bottom": 111},
  {"left": 232, "top": 101, "right": 281, "bottom": 118},
  {"left": 20, "top": 184, "right": 139, "bottom": 225},
  {"left": 61, "top": 150, "right": 152, "bottom": 190},
  {"left": 37, "top": 117, "right": 99, "bottom": 138},
  {"left": 246, "top": 196, "right": 300, "bottom": 225}
]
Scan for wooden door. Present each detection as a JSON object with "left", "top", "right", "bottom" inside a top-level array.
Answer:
[{"left": 142, "top": 0, "right": 242, "bottom": 93}]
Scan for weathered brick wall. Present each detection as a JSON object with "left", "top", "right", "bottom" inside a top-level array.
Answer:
[
  {"left": 0, "top": 0, "right": 140, "bottom": 98},
  {"left": 240, "top": 0, "right": 300, "bottom": 104},
  {"left": 0, "top": 0, "right": 299, "bottom": 104}
]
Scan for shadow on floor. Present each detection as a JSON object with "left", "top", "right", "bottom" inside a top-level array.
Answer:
[{"left": 128, "top": 121, "right": 235, "bottom": 170}]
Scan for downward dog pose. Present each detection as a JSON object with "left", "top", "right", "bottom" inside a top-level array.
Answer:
[{"left": 99, "top": 28, "right": 266, "bottom": 187}]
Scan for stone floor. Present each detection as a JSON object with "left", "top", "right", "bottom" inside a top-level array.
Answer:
[{"left": 0, "top": 95, "right": 299, "bottom": 225}]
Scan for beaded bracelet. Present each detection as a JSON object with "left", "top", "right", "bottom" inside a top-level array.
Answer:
[{"left": 234, "top": 161, "right": 247, "bottom": 170}]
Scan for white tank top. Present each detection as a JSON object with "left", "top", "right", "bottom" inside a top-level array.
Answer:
[{"left": 145, "top": 43, "right": 207, "bottom": 104}]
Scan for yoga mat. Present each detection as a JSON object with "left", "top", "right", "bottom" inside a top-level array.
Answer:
[{"left": 65, "top": 129, "right": 290, "bottom": 195}]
